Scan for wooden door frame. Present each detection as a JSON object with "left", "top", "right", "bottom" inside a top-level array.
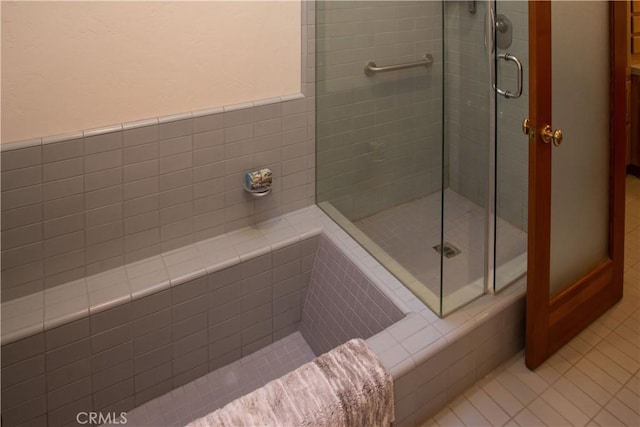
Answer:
[{"left": 525, "top": 1, "right": 627, "bottom": 370}]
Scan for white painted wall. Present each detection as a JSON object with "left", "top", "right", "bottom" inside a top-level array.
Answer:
[{"left": 1, "top": 1, "right": 301, "bottom": 143}]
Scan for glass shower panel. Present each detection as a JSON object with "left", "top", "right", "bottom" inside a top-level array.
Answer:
[
  {"left": 441, "top": 0, "right": 490, "bottom": 315},
  {"left": 315, "top": 1, "right": 444, "bottom": 313},
  {"left": 494, "top": 1, "right": 528, "bottom": 292}
]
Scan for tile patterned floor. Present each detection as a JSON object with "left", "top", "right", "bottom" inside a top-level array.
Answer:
[
  {"left": 122, "top": 332, "right": 315, "bottom": 427},
  {"left": 422, "top": 176, "right": 640, "bottom": 427},
  {"left": 356, "top": 189, "right": 527, "bottom": 298}
]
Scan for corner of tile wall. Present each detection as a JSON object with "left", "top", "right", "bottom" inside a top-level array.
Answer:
[{"left": 299, "top": 234, "right": 404, "bottom": 356}]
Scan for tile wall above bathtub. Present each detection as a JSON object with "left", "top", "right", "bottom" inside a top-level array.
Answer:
[
  {"left": 1, "top": 97, "right": 315, "bottom": 302},
  {"left": 0, "top": 0, "right": 316, "bottom": 303}
]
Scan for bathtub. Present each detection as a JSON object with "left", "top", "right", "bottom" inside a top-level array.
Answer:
[{"left": 0, "top": 206, "right": 525, "bottom": 427}]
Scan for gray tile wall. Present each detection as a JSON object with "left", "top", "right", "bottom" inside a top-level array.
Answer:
[
  {"left": 315, "top": 0, "right": 444, "bottom": 221},
  {"left": 495, "top": 1, "right": 529, "bottom": 232},
  {"left": 445, "top": 1, "right": 528, "bottom": 232},
  {"left": 444, "top": 0, "right": 490, "bottom": 210},
  {"left": 0, "top": 236, "right": 318, "bottom": 427},
  {"left": 315, "top": 0, "right": 527, "bottom": 230},
  {"left": 300, "top": 235, "right": 404, "bottom": 356},
  {"left": 0, "top": 100, "right": 315, "bottom": 302}
]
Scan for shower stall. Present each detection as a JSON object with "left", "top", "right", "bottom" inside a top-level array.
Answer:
[{"left": 315, "top": 1, "right": 529, "bottom": 316}]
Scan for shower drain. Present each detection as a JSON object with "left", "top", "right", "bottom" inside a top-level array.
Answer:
[{"left": 433, "top": 242, "right": 462, "bottom": 258}]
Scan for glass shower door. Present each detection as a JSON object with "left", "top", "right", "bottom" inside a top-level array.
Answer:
[
  {"left": 493, "top": 1, "right": 528, "bottom": 292},
  {"left": 440, "top": 0, "right": 491, "bottom": 315},
  {"left": 315, "top": 1, "right": 445, "bottom": 314},
  {"left": 315, "top": 1, "right": 510, "bottom": 317}
]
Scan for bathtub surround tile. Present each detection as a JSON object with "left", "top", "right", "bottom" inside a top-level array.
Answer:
[
  {"left": 1, "top": 146, "right": 42, "bottom": 171},
  {"left": 193, "top": 110, "right": 223, "bottom": 134},
  {"left": 85, "top": 185, "right": 122, "bottom": 211},
  {"left": 86, "top": 256, "right": 124, "bottom": 277},
  {"left": 2, "top": 243, "right": 44, "bottom": 274},
  {"left": 124, "top": 194, "right": 159, "bottom": 218},
  {"left": 124, "top": 177, "right": 159, "bottom": 201},
  {"left": 47, "top": 358, "right": 91, "bottom": 392},
  {"left": 44, "top": 194, "right": 84, "bottom": 222},
  {"left": 85, "top": 203, "right": 122, "bottom": 229},
  {"left": 85, "top": 167, "right": 123, "bottom": 192},
  {"left": 90, "top": 304, "right": 132, "bottom": 336},
  {"left": 93, "top": 377, "right": 134, "bottom": 410},
  {"left": 124, "top": 211, "right": 160, "bottom": 235},
  {"left": 1, "top": 165, "right": 42, "bottom": 191},
  {"left": 2, "top": 184, "right": 43, "bottom": 211},
  {"left": 43, "top": 176, "right": 84, "bottom": 201},
  {"left": 172, "top": 313, "right": 207, "bottom": 344},
  {"left": 300, "top": 235, "right": 404, "bottom": 356},
  {"left": 3, "top": 396, "right": 48, "bottom": 426},
  {"left": 84, "top": 149, "right": 122, "bottom": 174},
  {"left": 1, "top": 333, "right": 45, "bottom": 370},
  {"left": 91, "top": 324, "right": 132, "bottom": 355},
  {"left": 159, "top": 169, "right": 192, "bottom": 193},
  {"left": 1, "top": 203, "right": 43, "bottom": 231},
  {"left": 42, "top": 138, "right": 83, "bottom": 163},
  {"left": 1, "top": 223, "right": 43, "bottom": 250},
  {"left": 172, "top": 296, "right": 208, "bottom": 328},
  {"left": 124, "top": 124, "right": 159, "bottom": 147},
  {"left": 208, "top": 332, "right": 241, "bottom": 362},
  {"left": 159, "top": 118, "right": 193, "bottom": 141},
  {"left": 193, "top": 129, "right": 224, "bottom": 151},
  {"left": 223, "top": 106, "right": 254, "bottom": 128},
  {"left": 159, "top": 135, "right": 192, "bottom": 158},
  {"left": 124, "top": 159, "right": 158, "bottom": 183},
  {"left": 132, "top": 309, "right": 171, "bottom": 340},
  {"left": 160, "top": 219, "right": 194, "bottom": 247},
  {"left": 2, "top": 357, "right": 45, "bottom": 395},
  {"left": 84, "top": 130, "right": 122, "bottom": 155},
  {"left": 124, "top": 142, "right": 159, "bottom": 165},
  {"left": 125, "top": 244, "right": 163, "bottom": 266}
]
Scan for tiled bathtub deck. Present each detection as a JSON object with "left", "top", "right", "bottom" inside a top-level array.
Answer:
[{"left": 0, "top": 207, "right": 331, "bottom": 344}]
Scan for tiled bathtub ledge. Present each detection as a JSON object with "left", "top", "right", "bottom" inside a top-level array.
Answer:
[
  {"left": 2, "top": 202, "right": 526, "bottom": 359},
  {"left": 0, "top": 205, "right": 413, "bottom": 345}
]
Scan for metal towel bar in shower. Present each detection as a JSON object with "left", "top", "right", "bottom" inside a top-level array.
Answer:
[{"left": 364, "top": 54, "right": 433, "bottom": 77}]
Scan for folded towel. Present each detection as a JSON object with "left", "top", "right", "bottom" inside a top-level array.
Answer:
[{"left": 186, "top": 338, "right": 394, "bottom": 427}]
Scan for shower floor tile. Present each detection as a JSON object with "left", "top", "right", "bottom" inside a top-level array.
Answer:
[
  {"left": 122, "top": 332, "right": 316, "bottom": 427},
  {"left": 355, "top": 189, "right": 527, "bottom": 299}
]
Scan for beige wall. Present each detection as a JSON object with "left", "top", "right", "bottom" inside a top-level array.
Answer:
[{"left": 1, "top": 1, "right": 301, "bottom": 143}]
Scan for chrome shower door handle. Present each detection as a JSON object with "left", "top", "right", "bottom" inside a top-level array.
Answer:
[{"left": 494, "top": 53, "right": 523, "bottom": 99}]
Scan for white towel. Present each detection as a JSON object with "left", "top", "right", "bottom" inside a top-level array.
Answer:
[{"left": 186, "top": 338, "right": 394, "bottom": 427}]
